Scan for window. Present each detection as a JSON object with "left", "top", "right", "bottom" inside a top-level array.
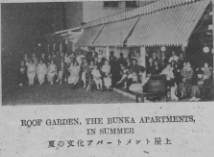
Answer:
[
  {"left": 125, "top": 1, "right": 138, "bottom": 8},
  {"left": 104, "top": 1, "right": 119, "bottom": 8}
]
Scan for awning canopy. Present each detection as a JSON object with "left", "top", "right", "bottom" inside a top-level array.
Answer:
[
  {"left": 75, "top": 25, "right": 104, "bottom": 47},
  {"left": 93, "top": 17, "right": 139, "bottom": 47},
  {"left": 82, "top": 0, "right": 202, "bottom": 29},
  {"left": 126, "top": 0, "right": 210, "bottom": 47}
]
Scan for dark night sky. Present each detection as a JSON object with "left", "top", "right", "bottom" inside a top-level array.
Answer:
[{"left": 1, "top": 3, "right": 65, "bottom": 55}]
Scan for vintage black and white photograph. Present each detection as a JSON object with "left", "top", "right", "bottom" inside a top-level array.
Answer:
[{"left": 2, "top": 0, "right": 214, "bottom": 105}]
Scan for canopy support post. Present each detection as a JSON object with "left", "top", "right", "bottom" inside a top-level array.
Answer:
[
  {"left": 47, "top": 44, "right": 50, "bottom": 54},
  {"left": 181, "top": 43, "right": 187, "bottom": 57},
  {"left": 72, "top": 42, "right": 75, "bottom": 52},
  {"left": 212, "top": 0, "right": 214, "bottom": 99},
  {"left": 59, "top": 43, "right": 62, "bottom": 53},
  {"left": 53, "top": 43, "right": 56, "bottom": 51},
  {"left": 106, "top": 47, "right": 110, "bottom": 60},
  {"left": 140, "top": 46, "right": 146, "bottom": 86}
]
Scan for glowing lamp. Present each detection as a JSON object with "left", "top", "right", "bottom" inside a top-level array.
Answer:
[
  {"left": 203, "top": 46, "right": 209, "bottom": 53},
  {"left": 161, "top": 46, "right": 166, "bottom": 52}
]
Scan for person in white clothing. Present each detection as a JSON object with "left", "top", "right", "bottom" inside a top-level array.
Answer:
[
  {"left": 168, "top": 51, "right": 179, "bottom": 63},
  {"left": 76, "top": 54, "right": 85, "bottom": 65},
  {"left": 68, "top": 61, "right": 81, "bottom": 88},
  {"left": 37, "top": 59, "right": 47, "bottom": 85},
  {"left": 27, "top": 59, "right": 36, "bottom": 86},
  {"left": 32, "top": 53, "right": 38, "bottom": 66},
  {"left": 91, "top": 65, "right": 103, "bottom": 90},
  {"left": 101, "top": 60, "right": 112, "bottom": 90},
  {"left": 81, "top": 59, "right": 90, "bottom": 88},
  {"left": 64, "top": 53, "right": 71, "bottom": 65},
  {"left": 47, "top": 59, "right": 57, "bottom": 85},
  {"left": 24, "top": 53, "right": 29, "bottom": 66},
  {"left": 161, "top": 63, "right": 179, "bottom": 101},
  {"left": 58, "top": 58, "right": 65, "bottom": 84},
  {"left": 136, "top": 50, "right": 142, "bottom": 66}
]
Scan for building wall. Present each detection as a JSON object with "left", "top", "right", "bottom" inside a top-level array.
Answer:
[
  {"left": 138, "top": 0, "right": 159, "bottom": 7},
  {"left": 1, "top": 3, "right": 67, "bottom": 57},
  {"left": 82, "top": 1, "right": 126, "bottom": 23},
  {"left": 65, "top": 2, "right": 83, "bottom": 29},
  {"left": 82, "top": 1, "right": 159, "bottom": 23},
  {"left": 63, "top": 1, "right": 159, "bottom": 29},
  {"left": 51, "top": 3, "right": 66, "bottom": 32}
]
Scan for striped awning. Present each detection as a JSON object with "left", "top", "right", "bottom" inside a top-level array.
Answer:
[
  {"left": 83, "top": 0, "right": 204, "bottom": 29},
  {"left": 75, "top": 25, "right": 104, "bottom": 47},
  {"left": 93, "top": 17, "right": 139, "bottom": 47},
  {"left": 126, "top": 0, "right": 210, "bottom": 47}
]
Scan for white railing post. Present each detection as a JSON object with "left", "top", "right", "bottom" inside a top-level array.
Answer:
[{"left": 140, "top": 46, "right": 146, "bottom": 85}]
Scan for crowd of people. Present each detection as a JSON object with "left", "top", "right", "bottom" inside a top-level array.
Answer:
[
  {"left": 144, "top": 51, "right": 213, "bottom": 101},
  {"left": 18, "top": 49, "right": 144, "bottom": 92},
  {"left": 18, "top": 48, "right": 213, "bottom": 102}
]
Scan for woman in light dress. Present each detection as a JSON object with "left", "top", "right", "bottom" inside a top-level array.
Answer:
[
  {"left": 68, "top": 60, "right": 81, "bottom": 88},
  {"left": 24, "top": 53, "right": 29, "bottom": 66},
  {"left": 47, "top": 59, "right": 57, "bottom": 85},
  {"left": 58, "top": 58, "right": 65, "bottom": 84},
  {"left": 37, "top": 59, "right": 47, "bottom": 85},
  {"left": 161, "top": 63, "right": 179, "bottom": 101},
  {"left": 81, "top": 59, "right": 90, "bottom": 88},
  {"left": 91, "top": 65, "right": 103, "bottom": 90},
  {"left": 32, "top": 53, "right": 38, "bottom": 66},
  {"left": 101, "top": 60, "right": 112, "bottom": 90},
  {"left": 179, "top": 62, "right": 194, "bottom": 98},
  {"left": 64, "top": 53, "right": 71, "bottom": 65},
  {"left": 27, "top": 59, "right": 37, "bottom": 86}
]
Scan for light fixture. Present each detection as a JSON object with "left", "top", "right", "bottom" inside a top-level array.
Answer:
[
  {"left": 38, "top": 43, "right": 41, "bottom": 47},
  {"left": 203, "top": 46, "right": 210, "bottom": 53},
  {"left": 161, "top": 46, "right": 166, "bottom": 52}
]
